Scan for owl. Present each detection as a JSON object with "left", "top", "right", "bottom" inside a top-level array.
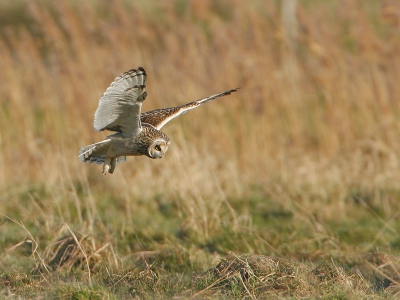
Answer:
[{"left": 79, "top": 67, "right": 239, "bottom": 175}]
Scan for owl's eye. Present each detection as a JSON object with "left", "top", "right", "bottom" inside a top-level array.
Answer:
[{"left": 154, "top": 145, "right": 161, "bottom": 151}]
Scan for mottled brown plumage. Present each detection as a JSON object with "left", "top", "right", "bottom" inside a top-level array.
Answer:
[
  {"left": 79, "top": 67, "right": 238, "bottom": 175},
  {"left": 140, "top": 88, "right": 239, "bottom": 130}
]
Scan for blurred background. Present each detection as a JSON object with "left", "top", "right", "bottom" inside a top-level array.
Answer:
[
  {"left": 1, "top": 0, "right": 400, "bottom": 180},
  {"left": 1, "top": 0, "right": 400, "bottom": 296}
]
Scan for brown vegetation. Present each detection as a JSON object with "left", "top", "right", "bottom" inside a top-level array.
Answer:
[{"left": 0, "top": 0, "right": 400, "bottom": 298}]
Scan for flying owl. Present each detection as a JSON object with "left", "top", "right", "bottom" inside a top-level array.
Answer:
[{"left": 78, "top": 67, "right": 239, "bottom": 175}]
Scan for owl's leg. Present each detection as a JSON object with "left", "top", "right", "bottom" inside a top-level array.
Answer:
[
  {"left": 109, "top": 158, "right": 117, "bottom": 174},
  {"left": 102, "top": 157, "right": 111, "bottom": 175}
]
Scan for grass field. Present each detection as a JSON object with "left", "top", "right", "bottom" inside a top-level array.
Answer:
[{"left": 1, "top": 0, "right": 400, "bottom": 298}]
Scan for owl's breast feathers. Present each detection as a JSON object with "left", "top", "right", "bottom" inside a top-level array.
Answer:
[{"left": 105, "top": 124, "right": 170, "bottom": 157}]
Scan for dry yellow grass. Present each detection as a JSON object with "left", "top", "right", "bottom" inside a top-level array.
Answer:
[
  {"left": 0, "top": 0, "right": 397, "bottom": 214},
  {"left": 1, "top": 0, "right": 400, "bottom": 298}
]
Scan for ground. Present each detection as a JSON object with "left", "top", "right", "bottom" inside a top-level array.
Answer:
[{"left": 1, "top": 0, "right": 400, "bottom": 298}]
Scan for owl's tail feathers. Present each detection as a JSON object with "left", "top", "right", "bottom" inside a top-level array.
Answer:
[
  {"left": 78, "top": 139, "right": 111, "bottom": 163},
  {"left": 78, "top": 145, "right": 97, "bottom": 163}
]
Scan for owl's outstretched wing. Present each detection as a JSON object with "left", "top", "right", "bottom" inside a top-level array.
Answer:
[
  {"left": 94, "top": 67, "right": 147, "bottom": 137},
  {"left": 140, "top": 88, "right": 239, "bottom": 130}
]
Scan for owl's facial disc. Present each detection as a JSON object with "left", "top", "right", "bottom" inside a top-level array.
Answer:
[{"left": 148, "top": 139, "right": 170, "bottom": 159}]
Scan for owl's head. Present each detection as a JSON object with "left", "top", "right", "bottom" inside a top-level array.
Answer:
[{"left": 147, "top": 139, "right": 170, "bottom": 159}]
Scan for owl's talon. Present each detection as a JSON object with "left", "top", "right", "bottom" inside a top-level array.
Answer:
[
  {"left": 109, "top": 158, "right": 116, "bottom": 174},
  {"left": 102, "top": 161, "right": 111, "bottom": 175}
]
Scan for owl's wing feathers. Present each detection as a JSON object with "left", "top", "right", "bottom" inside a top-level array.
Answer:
[
  {"left": 78, "top": 139, "right": 111, "bottom": 163},
  {"left": 141, "top": 88, "right": 239, "bottom": 130},
  {"left": 79, "top": 138, "right": 126, "bottom": 165},
  {"left": 94, "top": 67, "right": 147, "bottom": 137},
  {"left": 89, "top": 155, "right": 126, "bottom": 165},
  {"left": 117, "top": 156, "right": 126, "bottom": 163}
]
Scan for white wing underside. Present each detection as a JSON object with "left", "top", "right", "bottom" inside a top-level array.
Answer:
[{"left": 94, "top": 68, "right": 147, "bottom": 137}]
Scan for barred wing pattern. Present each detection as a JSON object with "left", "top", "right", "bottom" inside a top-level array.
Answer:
[
  {"left": 140, "top": 88, "right": 239, "bottom": 130},
  {"left": 79, "top": 66, "right": 240, "bottom": 175},
  {"left": 94, "top": 67, "right": 147, "bottom": 137}
]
